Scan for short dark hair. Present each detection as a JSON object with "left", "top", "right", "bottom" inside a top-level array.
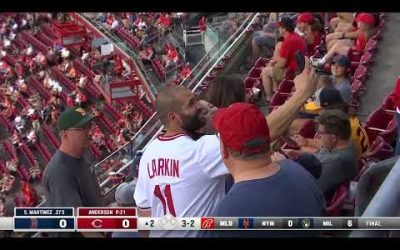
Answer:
[
  {"left": 156, "top": 85, "right": 187, "bottom": 126},
  {"left": 317, "top": 109, "right": 351, "bottom": 140},
  {"left": 205, "top": 74, "right": 245, "bottom": 108},
  {"left": 324, "top": 101, "right": 349, "bottom": 114}
]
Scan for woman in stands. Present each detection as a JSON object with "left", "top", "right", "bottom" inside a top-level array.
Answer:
[
  {"left": 314, "top": 13, "right": 377, "bottom": 67},
  {"left": 203, "top": 74, "right": 247, "bottom": 108}
]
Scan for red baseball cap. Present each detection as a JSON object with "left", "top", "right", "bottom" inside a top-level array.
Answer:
[
  {"left": 212, "top": 103, "right": 270, "bottom": 155},
  {"left": 355, "top": 13, "right": 375, "bottom": 26},
  {"left": 296, "top": 13, "right": 314, "bottom": 24}
]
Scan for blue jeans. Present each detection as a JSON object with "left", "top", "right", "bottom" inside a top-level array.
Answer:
[{"left": 395, "top": 112, "right": 400, "bottom": 156}]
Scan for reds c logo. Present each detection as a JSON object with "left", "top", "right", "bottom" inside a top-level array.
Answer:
[
  {"left": 91, "top": 219, "right": 103, "bottom": 228},
  {"left": 201, "top": 218, "right": 215, "bottom": 229}
]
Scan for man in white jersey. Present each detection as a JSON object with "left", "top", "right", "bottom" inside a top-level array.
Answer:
[{"left": 134, "top": 58, "right": 318, "bottom": 237}]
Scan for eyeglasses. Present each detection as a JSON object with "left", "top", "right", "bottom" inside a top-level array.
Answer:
[{"left": 316, "top": 130, "right": 336, "bottom": 137}]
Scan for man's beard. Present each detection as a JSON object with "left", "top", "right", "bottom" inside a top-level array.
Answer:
[{"left": 180, "top": 111, "right": 206, "bottom": 134}]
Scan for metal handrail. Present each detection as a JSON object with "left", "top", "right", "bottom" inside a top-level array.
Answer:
[
  {"left": 96, "top": 13, "right": 258, "bottom": 193},
  {"left": 77, "top": 13, "right": 158, "bottom": 100}
]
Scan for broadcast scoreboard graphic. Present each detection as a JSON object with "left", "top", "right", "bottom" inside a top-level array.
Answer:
[{"left": 0, "top": 207, "right": 399, "bottom": 232}]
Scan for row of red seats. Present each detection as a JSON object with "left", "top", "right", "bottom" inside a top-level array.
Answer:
[
  {"left": 0, "top": 113, "right": 14, "bottom": 133},
  {"left": 2, "top": 141, "right": 17, "bottom": 158},
  {"left": 21, "top": 31, "right": 48, "bottom": 55},
  {"left": 3, "top": 55, "right": 16, "bottom": 67},
  {"left": 0, "top": 160, "right": 6, "bottom": 175},
  {"left": 14, "top": 36, "right": 29, "bottom": 50},
  {"left": 28, "top": 76, "right": 52, "bottom": 99},
  {"left": 40, "top": 24, "right": 58, "bottom": 40},
  {"left": 35, "top": 31, "right": 54, "bottom": 47},
  {"left": 41, "top": 124, "right": 60, "bottom": 149},
  {"left": 88, "top": 141, "right": 102, "bottom": 160},
  {"left": 99, "top": 115, "right": 118, "bottom": 134},
  {"left": 73, "top": 60, "right": 123, "bottom": 121},
  {"left": 17, "top": 164, "right": 30, "bottom": 181},
  {"left": 114, "top": 26, "right": 141, "bottom": 50},
  {"left": 151, "top": 58, "right": 166, "bottom": 81},
  {"left": 51, "top": 67, "right": 75, "bottom": 92},
  {"left": 36, "top": 141, "right": 52, "bottom": 162}
]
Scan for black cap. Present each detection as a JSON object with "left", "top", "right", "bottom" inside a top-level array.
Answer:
[
  {"left": 294, "top": 153, "right": 322, "bottom": 179},
  {"left": 332, "top": 54, "right": 351, "bottom": 68},
  {"left": 319, "top": 87, "right": 344, "bottom": 108},
  {"left": 276, "top": 17, "right": 295, "bottom": 32}
]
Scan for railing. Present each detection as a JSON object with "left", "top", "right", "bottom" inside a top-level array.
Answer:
[
  {"left": 94, "top": 13, "right": 259, "bottom": 196},
  {"left": 180, "top": 13, "right": 256, "bottom": 90},
  {"left": 75, "top": 13, "right": 158, "bottom": 100}
]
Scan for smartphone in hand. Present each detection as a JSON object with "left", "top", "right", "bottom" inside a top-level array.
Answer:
[{"left": 295, "top": 50, "right": 305, "bottom": 74}]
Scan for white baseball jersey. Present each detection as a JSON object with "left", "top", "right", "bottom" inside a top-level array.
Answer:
[{"left": 134, "top": 133, "right": 229, "bottom": 237}]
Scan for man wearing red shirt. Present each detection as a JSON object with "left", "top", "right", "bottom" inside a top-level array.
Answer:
[{"left": 261, "top": 17, "right": 307, "bottom": 101}]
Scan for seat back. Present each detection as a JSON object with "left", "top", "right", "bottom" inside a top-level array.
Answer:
[
  {"left": 277, "top": 79, "right": 294, "bottom": 94},
  {"left": 325, "top": 183, "right": 349, "bottom": 216},
  {"left": 268, "top": 92, "right": 288, "bottom": 113},
  {"left": 364, "top": 108, "right": 394, "bottom": 142},
  {"left": 361, "top": 136, "right": 394, "bottom": 162},
  {"left": 299, "top": 119, "right": 316, "bottom": 139}
]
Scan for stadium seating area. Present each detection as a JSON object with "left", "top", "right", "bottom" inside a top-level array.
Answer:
[
  {"left": 188, "top": 12, "right": 395, "bottom": 217},
  {"left": 0, "top": 13, "right": 155, "bottom": 207},
  {"left": 0, "top": 12, "right": 398, "bottom": 228}
]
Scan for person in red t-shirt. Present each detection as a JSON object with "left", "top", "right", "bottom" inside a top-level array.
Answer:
[
  {"left": 261, "top": 17, "right": 306, "bottom": 101},
  {"left": 313, "top": 13, "right": 376, "bottom": 67},
  {"left": 163, "top": 46, "right": 179, "bottom": 69},
  {"left": 199, "top": 16, "right": 206, "bottom": 32},
  {"left": 138, "top": 43, "right": 155, "bottom": 62},
  {"left": 295, "top": 13, "right": 322, "bottom": 55}
]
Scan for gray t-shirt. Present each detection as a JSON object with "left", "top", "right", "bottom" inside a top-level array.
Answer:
[
  {"left": 314, "top": 143, "right": 357, "bottom": 197},
  {"left": 331, "top": 76, "right": 352, "bottom": 103},
  {"left": 43, "top": 150, "right": 103, "bottom": 207}
]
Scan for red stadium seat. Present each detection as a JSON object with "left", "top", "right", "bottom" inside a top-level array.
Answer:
[
  {"left": 0, "top": 160, "right": 6, "bottom": 175},
  {"left": 268, "top": 92, "right": 288, "bottom": 113},
  {"left": 17, "top": 165, "right": 30, "bottom": 181},
  {"left": 284, "top": 69, "right": 296, "bottom": 80},
  {"left": 89, "top": 142, "right": 102, "bottom": 160},
  {"left": 361, "top": 136, "right": 394, "bottom": 162},
  {"left": 363, "top": 108, "right": 395, "bottom": 143},
  {"left": 248, "top": 67, "right": 262, "bottom": 78},
  {"left": 298, "top": 119, "right": 316, "bottom": 139},
  {"left": 351, "top": 79, "right": 365, "bottom": 99},
  {"left": 325, "top": 183, "right": 349, "bottom": 216},
  {"left": 51, "top": 67, "right": 75, "bottom": 91},
  {"left": 35, "top": 31, "right": 54, "bottom": 47},
  {"left": 277, "top": 79, "right": 294, "bottom": 95},
  {"left": 244, "top": 77, "right": 261, "bottom": 89},
  {"left": 381, "top": 94, "right": 396, "bottom": 114},
  {"left": 255, "top": 57, "right": 270, "bottom": 67},
  {"left": 2, "top": 141, "right": 17, "bottom": 158},
  {"left": 0, "top": 113, "right": 14, "bottom": 133},
  {"left": 352, "top": 65, "right": 368, "bottom": 82}
]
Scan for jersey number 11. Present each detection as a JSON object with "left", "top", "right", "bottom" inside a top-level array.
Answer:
[{"left": 154, "top": 184, "right": 176, "bottom": 216}]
